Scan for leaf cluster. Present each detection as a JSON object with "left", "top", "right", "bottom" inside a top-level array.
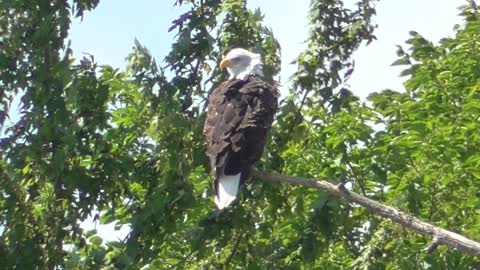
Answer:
[{"left": 2, "top": 0, "right": 480, "bottom": 269}]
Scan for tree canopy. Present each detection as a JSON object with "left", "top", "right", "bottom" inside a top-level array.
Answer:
[{"left": 1, "top": 0, "right": 480, "bottom": 269}]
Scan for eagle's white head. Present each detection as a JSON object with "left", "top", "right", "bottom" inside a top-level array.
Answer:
[{"left": 220, "top": 48, "right": 263, "bottom": 80}]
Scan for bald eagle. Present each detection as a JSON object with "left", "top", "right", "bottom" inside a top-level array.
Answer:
[{"left": 204, "top": 48, "right": 278, "bottom": 209}]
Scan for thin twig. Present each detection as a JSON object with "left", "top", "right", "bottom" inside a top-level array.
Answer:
[
  {"left": 346, "top": 157, "right": 367, "bottom": 196},
  {"left": 224, "top": 233, "right": 244, "bottom": 267},
  {"left": 426, "top": 237, "right": 441, "bottom": 254},
  {"left": 288, "top": 88, "right": 310, "bottom": 131}
]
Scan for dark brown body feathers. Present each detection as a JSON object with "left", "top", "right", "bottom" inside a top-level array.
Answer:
[{"left": 204, "top": 75, "right": 278, "bottom": 198}]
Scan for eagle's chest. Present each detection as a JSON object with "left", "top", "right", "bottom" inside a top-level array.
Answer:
[
  {"left": 224, "top": 87, "right": 256, "bottom": 104},
  {"left": 220, "top": 90, "right": 254, "bottom": 125}
]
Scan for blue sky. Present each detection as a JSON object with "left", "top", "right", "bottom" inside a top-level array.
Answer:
[
  {"left": 70, "top": 0, "right": 465, "bottom": 99},
  {"left": 70, "top": 0, "right": 465, "bottom": 240}
]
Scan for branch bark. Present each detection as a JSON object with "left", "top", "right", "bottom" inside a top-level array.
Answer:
[{"left": 251, "top": 168, "right": 480, "bottom": 258}]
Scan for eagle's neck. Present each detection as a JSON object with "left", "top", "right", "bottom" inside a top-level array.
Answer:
[{"left": 229, "top": 58, "right": 263, "bottom": 81}]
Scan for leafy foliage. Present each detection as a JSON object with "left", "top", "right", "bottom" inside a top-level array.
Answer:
[{"left": 1, "top": 0, "right": 480, "bottom": 269}]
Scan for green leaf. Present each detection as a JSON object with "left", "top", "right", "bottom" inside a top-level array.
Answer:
[
  {"left": 89, "top": 235, "right": 103, "bottom": 246},
  {"left": 391, "top": 57, "right": 411, "bottom": 66}
]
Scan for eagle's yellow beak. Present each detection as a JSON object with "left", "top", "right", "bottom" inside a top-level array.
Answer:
[{"left": 220, "top": 58, "right": 230, "bottom": 71}]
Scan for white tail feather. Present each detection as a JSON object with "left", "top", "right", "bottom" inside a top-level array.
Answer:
[{"left": 215, "top": 173, "right": 241, "bottom": 209}]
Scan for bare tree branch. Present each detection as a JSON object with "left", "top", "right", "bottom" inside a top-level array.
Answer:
[{"left": 251, "top": 168, "right": 480, "bottom": 258}]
